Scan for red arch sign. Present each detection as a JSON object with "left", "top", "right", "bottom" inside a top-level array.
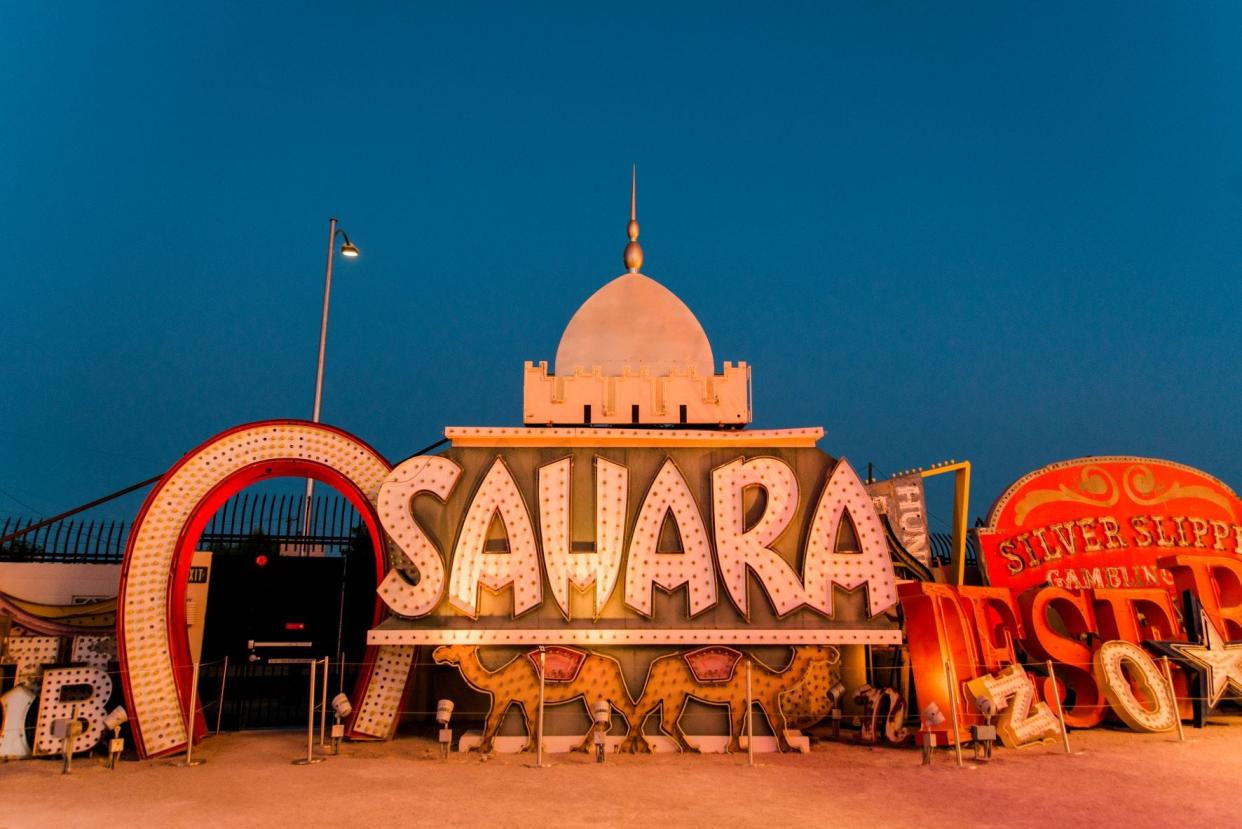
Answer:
[{"left": 116, "top": 420, "right": 403, "bottom": 758}]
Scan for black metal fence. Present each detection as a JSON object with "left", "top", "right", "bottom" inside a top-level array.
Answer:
[
  {"left": 0, "top": 516, "right": 131, "bottom": 563},
  {"left": 929, "top": 531, "right": 979, "bottom": 567},
  {"left": 3, "top": 500, "right": 979, "bottom": 568},
  {"left": 200, "top": 491, "right": 362, "bottom": 554},
  {"left": 0, "top": 492, "right": 363, "bottom": 563}
]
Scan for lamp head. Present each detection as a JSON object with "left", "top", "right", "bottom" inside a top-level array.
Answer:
[
  {"left": 340, "top": 241, "right": 360, "bottom": 258},
  {"left": 922, "top": 702, "right": 946, "bottom": 727},
  {"left": 104, "top": 706, "right": 128, "bottom": 731}
]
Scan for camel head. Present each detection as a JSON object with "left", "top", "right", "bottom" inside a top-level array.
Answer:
[{"left": 432, "top": 645, "right": 475, "bottom": 666}]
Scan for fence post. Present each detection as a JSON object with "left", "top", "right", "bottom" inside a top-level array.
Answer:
[
  {"left": 179, "top": 660, "right": 204, "bottom": 766},
  {"left": 537, "top": 646, "right": 546, "bottom": 767},
  {"left": 1045, "top": 660, "right": 1072, "bottom": 754},
  {"left": 293, "top": 659, "right": 324, "bottom": 765},
  {"left": 943, "top": 660, "right": 963, "bottom": 767},
  {"left": 746, "top": 659, "right": 755, "bottom": 767},
  {"left": 319, "top": 656, "right": 329, "bottom": 748},
  {"left": 215, "top": 655, "right": 229, "bottom": 735}
]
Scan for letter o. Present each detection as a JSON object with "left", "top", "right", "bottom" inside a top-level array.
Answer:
[{"left": 1092, "top": 640, "right": 1177, "bottom": 733}]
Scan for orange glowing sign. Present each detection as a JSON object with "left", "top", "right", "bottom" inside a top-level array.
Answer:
[{"left": 977, "top": 457, "right": 1242, "bottom": 598}]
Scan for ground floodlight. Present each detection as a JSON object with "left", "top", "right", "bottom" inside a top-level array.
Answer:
[
  {"left": 922, "top": 702, "right": 946, "bottom": 728},
  {"left": 104, "top": 706, "right": 128, "bottom": 731},
  {"left": 436, "top": 700, "right": 455, "bottom": 759}
]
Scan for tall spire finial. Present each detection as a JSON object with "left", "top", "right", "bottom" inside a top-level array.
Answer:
[{"left": 624, "top": 164, "right": 643, "bottom": 272}]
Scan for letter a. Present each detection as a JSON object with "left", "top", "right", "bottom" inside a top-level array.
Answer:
[{"left": 803, "top": 459, "right": 897, "bottom": 617}]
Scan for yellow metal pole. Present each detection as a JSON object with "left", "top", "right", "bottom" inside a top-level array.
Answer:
[
  {"left": 920, "top": 461, "right": 972, "bottom": 586},
  {"left": 746, "top": 659, "right": 754, "bottom": 767},
  {"left": 185, "top": 661, "right": 202, "bottom": 766},
  {"left": 943, "top": 660, "right": 963, "bottom": 768},
  {"left": 215, "top": 654, "right": 228, "bottom": 736},
  {"left": 1046, "top": 660, "right": 1072, "bottom": 754},
  {"left": 537, "top": 647, "right": 546, "bottom": 767},
  {"left": 951, "top": 463, "right": 971, "bottom": 585},
  {"left": 319, "top": 656, "right": 329, "bottom": 748},
  {"left": 306, "top": 659, "right": 316, "bottom": 763},
  {"left": 292, "top": 659, "right": 323, "bottom": 765}
]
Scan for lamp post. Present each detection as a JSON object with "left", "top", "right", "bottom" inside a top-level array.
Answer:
[{"left": 301, "top": 217, "right": 359, "bottom": 554}]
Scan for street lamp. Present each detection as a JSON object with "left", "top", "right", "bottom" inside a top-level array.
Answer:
[{"left": 301, "top": 217, "right": 360, "bottom": 553}]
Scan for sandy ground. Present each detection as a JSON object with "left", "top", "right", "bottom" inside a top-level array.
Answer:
[{"left": 3, "top": 721, "right": 1240, "bottom": 829}]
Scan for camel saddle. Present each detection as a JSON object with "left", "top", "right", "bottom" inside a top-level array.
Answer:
[
  {"left": 525, "top": 646, "right": 587, "bottom": 683},
  {"left": 682, "top": 646, "right": 743, "bottom": 684}
]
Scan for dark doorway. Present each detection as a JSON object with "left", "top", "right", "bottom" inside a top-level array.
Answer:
[{"left": 198, "top": 525, "right": 376, "bottom": 730}]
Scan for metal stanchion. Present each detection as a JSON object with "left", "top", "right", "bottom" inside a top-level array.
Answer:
[
  {"left": 61, "top": 703, "right": 79, "bottom": 774},
  {"left": 177, "top": 661, "right": 205, "bottom": 766},
  {"left": 591, "top": 700, "right": 609, "bottom": 763},
  {"left": 900, "top": 646, "right": 912, "bottom": 717},
  {"left": 1045, "top": 660, "right": 1072, "bottom": 754},
  {"left": 104, "top": 707, "right": 127, "bottom": 769},
  {"left": 1160, "top": 656, "right": 1185, "bottom": 742},
  {"left": 293, "top": 658, "right": 324, "bottom": 765},
  {"left": 319, "top": 656, "right": 329, "bottom": 749},
  {"left": 437, "top": 699, "right": 454, "bottom": 759},
  {"left": 215, "top": 655, "right": 228, "bottom": 736},
  {"left": 943, "top": 660, "right": 963, "bottom": 768},
  {"left": 746, "top": 659, "right": 755, "bottom": 767},
  {"left": 920, "top": 703, "right": 946, "bottom": 766},
  {"left": 536, "top": 646, "right": 547, "bottom": 767}
]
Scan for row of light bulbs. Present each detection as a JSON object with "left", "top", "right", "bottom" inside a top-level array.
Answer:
[{"left": 891, "top": 459, "right": 959, "bottom": 478}]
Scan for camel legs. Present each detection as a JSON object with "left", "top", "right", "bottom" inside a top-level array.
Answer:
[
  {"left": 619, "top": 705, "right": 656, "bottom": 754},
  {"left": 765, "top": 694, "right": 795, "bottom": 752},
  {"left": 570, "top": 699, "right": 597, "bottom": 753},
  {"left": 727, "top": 701, "right": 748, "bottom": 753},
  {"left": 726, "top": 695, "right": 792, "bottom": 753},
  {"left": 757, "top": 693, "right": 793, "bottom": 752},
  {"left": 476, "top": 701, "right": 512, "bottom": 754},
  {"left": 520, "top": 702, "right": 538, "bottom": 753},
  {"left": 475, "top": 701, "right": 539, "bottom": 754},
  {"left": 659, "top": 695, "right": 700, "bottom": 753}
]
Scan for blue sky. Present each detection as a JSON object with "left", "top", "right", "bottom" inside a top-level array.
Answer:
[{"left": 2, "top": 3, "right": 1240, "bottom": 529}]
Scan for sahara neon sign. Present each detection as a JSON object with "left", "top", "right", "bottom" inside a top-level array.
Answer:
[{"left": 375, "top": 448, "right": 899, "bottom": 629}]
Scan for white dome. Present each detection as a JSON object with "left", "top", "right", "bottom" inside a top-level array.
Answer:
[{"left": 554, "top": 272, "right": 715, "bottom": 377}]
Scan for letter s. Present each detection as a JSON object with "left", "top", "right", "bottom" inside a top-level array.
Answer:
[{"left": 376, "top": 455, "right": 462, "bottom": 617}]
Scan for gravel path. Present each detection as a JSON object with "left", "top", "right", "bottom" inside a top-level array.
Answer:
[{"left": 3, "top": 720, "right": 1239, "bottom": 828}]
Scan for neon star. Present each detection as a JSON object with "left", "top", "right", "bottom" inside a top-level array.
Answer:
[{"left": 1168, "top": 611, "right": 1242, "bottom": 708}]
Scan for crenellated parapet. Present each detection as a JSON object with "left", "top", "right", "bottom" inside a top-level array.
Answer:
[{"left": 523, "top": 360, "right": 751, "bottom": 426}]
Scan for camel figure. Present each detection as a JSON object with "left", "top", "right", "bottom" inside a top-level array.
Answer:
[
  {"left": 779, "top": 655, "right": 845, "bottom": 730},
  {"left": 432, "top": 645, "right": 637, "bottom": 753},
  {"left": 620, "top": 645, "right": 840, "bottom": 754}
]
